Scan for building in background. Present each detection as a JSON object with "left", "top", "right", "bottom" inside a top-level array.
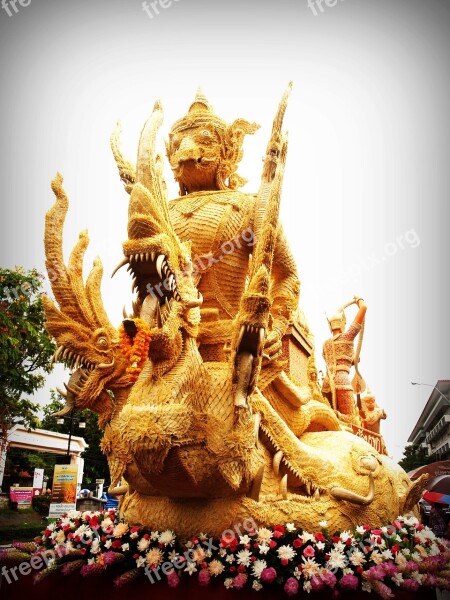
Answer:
[{"left": 408, "top": 381, "right": 450, "bottom": 460}]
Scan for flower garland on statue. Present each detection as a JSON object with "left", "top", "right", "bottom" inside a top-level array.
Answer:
[
  {"left": 2, "top": 511, "right": 450, "bottom": 597},
  {"left": 118, "top": 318, "right": 151, "bottom": 382}
]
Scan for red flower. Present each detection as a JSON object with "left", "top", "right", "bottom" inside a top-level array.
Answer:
[
  {"left": 112, "top": 540, "right": 122, "bottom": 549},
  {"left": 238, "top": 565, "right": 246, "bottom": 572},
  {"left": 74, "top": 535, "right": 81, "bottom": 543},
  {"left": 130, "top": 526, "right": 139, "bottom": 533},
  {"left": 281, "top": 559, "right": 289, "bottom": 566},
  {"left": 80, "top": 548, "right": 86, "bottom": 555},
  {"left": 293, "top": 539, "right": 303, "bottom": 548},
  {"left": 274, "top": 525, "right": 285, "bottom": 534},
  {"left": 230, "top": 566, "right": 236, "bottom": 572},
  {"left": 356, "top": 566, "right": 364, "bottom": 574},
  {"left": 251, "top": 556, "right": 257, "bottom": 562},
  {"left": 391, "top": 544, "right": 400, "bottom": 554},
  {"left": 363, "top": 523, "right": 371, "bottom": 531},
  {"left": 416, "top": 524, "right": 424, "bottom": 531},
  {"left": 133, "top": 554, "right": 139, "bottom": 559},
  {"left": 372, "top": 529, "right": 382, "bottom": 536},
  {"left": 315, "top": 533, "right": 325, "bottom": 542},
  {"left": 332, "top": 536, "right": 340, "bottom": 543},
  {"left": 269, "top": 540, "right": 277, "bottom": 548}
]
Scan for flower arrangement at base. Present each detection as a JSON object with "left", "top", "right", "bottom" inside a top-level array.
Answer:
[{"left": 2, "top": 510, "right": 450, "bottom": 598}]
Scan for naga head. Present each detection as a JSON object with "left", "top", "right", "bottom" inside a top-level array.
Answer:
[
  {"left": 112, "top": 101, "right": 203, "bottom": 375},
  {"left": 43, "top": 174, "right": 131, "bottom": 416},
  {"left": 166, "top": 88, "right": 260, "bottom": 194}
]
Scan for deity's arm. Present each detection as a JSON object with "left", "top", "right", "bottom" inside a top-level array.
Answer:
[{"left": 269, "top": 224, "right": 301, "bottom": 337}]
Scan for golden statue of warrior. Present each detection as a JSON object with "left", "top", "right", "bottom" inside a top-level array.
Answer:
[
  {"left": 42, "top": 86, "right": 426, "bottom": 537},
  {"left": 322, "top": 297, "right": 366, "bottom": 425},
  {"left": 360, "top": 391, "right": 387, "bottom": 435}
]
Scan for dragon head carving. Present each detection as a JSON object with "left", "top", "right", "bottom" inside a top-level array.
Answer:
[{"left": 43, "top": 174, "right": 131, "bottom": 423}]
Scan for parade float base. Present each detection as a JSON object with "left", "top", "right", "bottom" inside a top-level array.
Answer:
[{"left": 1, "top": 571, "right": 437, "bottom": 600}]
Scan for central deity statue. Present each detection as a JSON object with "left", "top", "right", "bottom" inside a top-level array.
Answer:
[{"left": 42, "top": 86, "right": 426, "bottom": 537}]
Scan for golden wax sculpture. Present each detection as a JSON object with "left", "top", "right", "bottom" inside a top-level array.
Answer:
[{"left": 43, "top": 85, "right": 426, "bottom": 537}]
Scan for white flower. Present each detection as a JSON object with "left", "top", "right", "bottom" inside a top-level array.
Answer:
[
  {"left": 251, "top": 559, "right": 267, "bottom": 578},
  {"left": 326, "top": 549, "right": 347, "bottom": 570},
  {"left": 219, "top": 548, "right": 227, "bottom": 557},
  {"left": 395, "top": 553, "right": 407, "bottom": 566},
  {"left": 355, "top": 526, "right": 365, "bottom": 535},
  {"left": 286, "top": 523, "right": 296, "bottom": 532},
  {"left": 342, "top": 568, "right": 353, "bottom": 575},
  {"left": 158, "top": 530, "right": 175, "bottom": 546},
  {"left": 136, "top": 556, "right": 146, "bottom": 568},
  {"left": 101, "top": 518, "right": 113, "bottom": 531},
  {"left": 198, "top": 532, "right": 208, "bottom": 541},
  {"left": 252, "top": 580, "right": 263, "bottom": 591},
  {"left": 349, "top": 549, "right": 366, "bottom": 566},
  {"left": 391, "top": 573, "right": 404, "bottom": 586},
  {"left": 429, "top": 543, "right": 441, "bottom": 556},
  {"left": 236, "top": 549, "right": 252, "bottom": 566},
  {"left": 277, "top": 544, "right": 296, "bottom": 561},
  {"left": 293, "top": 566, "right": 302, "bottom": 580},
  {"left": 340, "top": 531, "right": 352, "bottom": 543},
  {"left": 87, "top": 558, "right": 95, "bottom": 565},
  {"left": 185, "top": 561, "right": 197, "bottom": 575},
  {"left": 130, "top": 531, "right": 138, "bottom": 540},
  {"left": 256, "top": 528, "right": 273, "bottom": 544},
  {"left": 91, "top": 539, "right": 100, "bottom": 554},
  {"left": 137, "top": 538, "right": 150, "bottom": 551},
  {"left": 47, "top": 523, "right": 56, "bottom": 531},
  {"left": 258, "top": 543, "right": 270, "bottom": 555},
  {"left": 400, "top": 528, "right": 408, "bottom": 535},
  {"left": 301, "top": 532, "right": 315, "bottom": 544},
  {"left": 224, "top": 578, "right": 233, "bottom": 589},
  {"left": 362, "top": 581, "right": 373, "bottom": 593},
  {"left": 319, "top": 521, "right": 328, "bottom": 528},
  {"left": 370, "top": 550, "right": 383, "bottom": 564},
  {"left": 333, "top": 541, "right": 346, "bottom": 552},
  {"left": 150, "top": 531, "right": 159, "bottom": 541},
  {"left": 411, "top": 552, "right": 423, "bottom": 563},
  {"left": 168, "top": 550, "right": 179, "bottom": 562},
  {"left": 381, "top": 526, "right": 388, "bottom": 535},
  {"left": 303, "top": 581, "right": 312, "bottom": 593},
  {"left": 121, "top": 543, "right": 130, "bottom": 552},
  {"left": 301, "top": 557, "right": 320, "bottom": 579},
  {"left": 239, "top": 534, "right": 251, "bottom": 545},
  {"left": 315, "top": 541, "right": 325, "bottom": 551},
  {"left": 381, "top": 549, "right": 394, "bottom": 561},
  {"left": 401, "top": 548, "right": 411, "bottom": 557},
  {"left": 104, "top": 539, "right": 112, "bottom": 549},
  {"left": 226, "top": 554, "right": 235, "bottom": 563},
  {"left": 411, "top": 572, "right": 424, "bottom": 584}
]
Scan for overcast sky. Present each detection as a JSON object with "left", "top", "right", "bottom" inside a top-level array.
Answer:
[{"left": 0, "top": 0, "right": 449, "bottom": 463}]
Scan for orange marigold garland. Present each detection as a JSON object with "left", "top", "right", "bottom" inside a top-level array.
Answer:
[{"left": 118, "top": 318, "right": 151, "bottom": 381}]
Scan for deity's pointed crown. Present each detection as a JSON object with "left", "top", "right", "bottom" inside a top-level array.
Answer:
[{"left": 170, "top": 88, "right": 229, "bottom": 135}]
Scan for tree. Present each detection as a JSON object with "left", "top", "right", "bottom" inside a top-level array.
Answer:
[
  {"left": 398, "top": 444, "right": 433, "bottom": 473},
  {"left": 0, "top": 267, "right": 55, "bottom": 447},
  {"left": 40, "top": 392, "right": 110, "bottom": 487}
]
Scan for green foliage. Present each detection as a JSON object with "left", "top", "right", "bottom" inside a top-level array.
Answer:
[
  {"left": 0, "top": 267, "right": 55, "bottom": 433},
  {"left": 32, "top": 494, "right": 51, "bottom": 516},
  {"left": 398, "top": 444, "right": 433, "bottom": 473},
  {"left": 41, "top": 391, "right": 110, "bottom": 487}
]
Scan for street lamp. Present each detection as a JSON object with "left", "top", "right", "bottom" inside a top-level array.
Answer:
[
  {"left": 55, "top": 411, "right": 86, "bottom": 460},
  {"left": 411, "top": 382, "right": 450, "bottom": 405}
]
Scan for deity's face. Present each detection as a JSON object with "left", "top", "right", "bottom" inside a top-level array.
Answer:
[
  {"left": 168, "top": 123, "right": 223, "bottom": 193},
  {"left": 365, "top": 398, "right": 376, "bottom": 410}
]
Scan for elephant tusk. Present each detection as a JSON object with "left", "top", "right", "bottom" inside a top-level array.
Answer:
[{"left": 330, "top": 474, "right": 375, "bottom": 506}]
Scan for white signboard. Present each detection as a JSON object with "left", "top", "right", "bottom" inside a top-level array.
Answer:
[{"left": 33, "top": 468, "right": 44, "bottom": 489}]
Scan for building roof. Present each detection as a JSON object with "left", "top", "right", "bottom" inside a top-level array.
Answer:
[{"left": 407, "top": 380, "right": 450, "bottom": 445}]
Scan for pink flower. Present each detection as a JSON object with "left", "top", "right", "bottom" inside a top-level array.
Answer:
[
  {"left": 261, "top": 567, "right": 277, "bottom": 584},
  {"left": 198, "top": 569, "right": 211, "bottom": 586},
  {"left": 311, "top": 576, "right": 325, "bottom": 591},
  {"left": 303, "top": 545, "right": 315, "bottom": 558},
  {"left": 284, "top": 577, "right": 299, "bottom": 596},
  {"left": 401, "top": 578, "right": 420, "bottom": 592},
  {"left": 322, "top": 571, "right": 337, "bottom": 588},
  {"left": 233, "top": 573, "right": 247, "bottom": 589},
  {"left": 167, "top": 570, "right": 180, "bottom": 588},
  {"left": 339, "top": 574, "right": 359, "bottom": 591}
]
